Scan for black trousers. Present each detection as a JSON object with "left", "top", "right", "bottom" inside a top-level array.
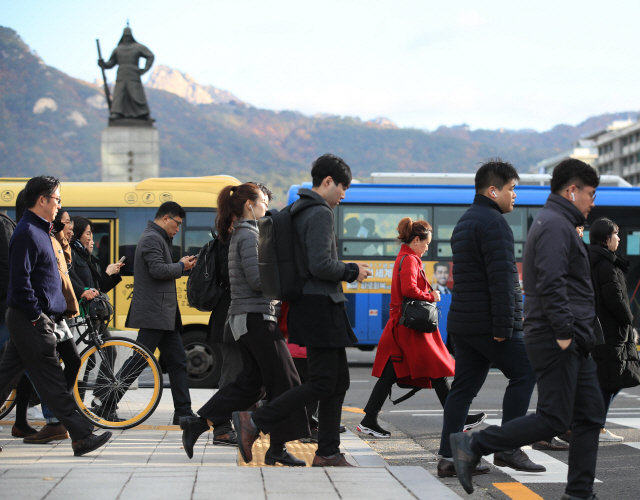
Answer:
[
  {"left": 0, "top": 308, "right": 94, "bottom": 441},
  {"left": 198, "top": 313, "right": 309, "bottom": 444},
  {"left": 102, "top": 328, "right": 192, "bottom": 415},
  {"left": 252, "top": 345, "right": 350, "bottom": 457},
  {"left": 292, "top": 357, "right": 320, "bottom": 429},
  {"left": 363, "top": 359, "right": 450, "bottom": 415},
  {"left": 471, "top": 337, "right": 605, "bottom": 499}
]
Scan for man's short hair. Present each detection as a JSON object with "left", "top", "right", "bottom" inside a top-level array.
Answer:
[
  {"left": 23, "top": 175, "right": 60, "bottom": 209},
  {"left": 311, "top": 154, "right": 352, "bottom": 188},
  {"left": 550, "top": 158, "right": 600, "bottom": 193},
  {"left": 250, "top": 182, "right": 274, "bottom": 202},
  {"left": 475, "top": 159, "right": 520, "bottom": 193},
  {"left": 434, "top": 261, "right": 450, "bottom": 272},
  {"left": 155, "top": 201, "right": 186, "bottom": 220}
]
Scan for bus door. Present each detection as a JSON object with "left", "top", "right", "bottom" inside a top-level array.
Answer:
[
  {"left": 86, "top": 218, "right": 117, "bottom": 327},
  {"left": 621, "top": 227, "right": 640, "bottom": 329}
]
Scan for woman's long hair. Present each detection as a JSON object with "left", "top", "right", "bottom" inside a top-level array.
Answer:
[
  {"left": 215, "top": 183, "right": 261, "bottom": 242},
  {"left": 397, "top": 217, "right": 432, "bottom": 244}
]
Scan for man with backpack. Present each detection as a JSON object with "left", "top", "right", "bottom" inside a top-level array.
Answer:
[{"left": 234, "top": 154, "right": 372, "bottom": 467}]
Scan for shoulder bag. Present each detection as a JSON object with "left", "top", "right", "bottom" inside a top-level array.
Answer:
[{"left": 397, "top": 255, "right": 440, "bottom": 333}]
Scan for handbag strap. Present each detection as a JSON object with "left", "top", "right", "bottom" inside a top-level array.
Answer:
[{"left": 397, "top": 254, "right": 433, "bottom": 293}]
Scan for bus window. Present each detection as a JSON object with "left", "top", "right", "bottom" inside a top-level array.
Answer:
[
  {"left": 118, "top": 207, "right": 156, "bottom": 275},
  {"left": 338, "top": 205, "right": 431, "bottom": 259},
  {"left": 527, "top": 208, "right": 541, "bottom": 230},
  {"left": 627, "top": 231, "right": 640, "bottom": 255},
  {"left": 433, "top": 207, "right": 467, "bottom": 240},
  {"left": 185, "top": 230, "right": 212, "bottom": 256},
  {"left": 504, "top": 207, "right": 526, "bottom": 241},
  {"left": 91, "top": 222, "right": 113, "bottom": 274},
  {"left": 437, "top": 242, "right": 453, "bottom": 258},
  {"left": 185, "top": 212, "right": 215, "bottom": 227}
]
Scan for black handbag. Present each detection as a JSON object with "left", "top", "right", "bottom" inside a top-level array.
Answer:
[{"left": 396, "top": 255, "right": 439, "bottom": 333}]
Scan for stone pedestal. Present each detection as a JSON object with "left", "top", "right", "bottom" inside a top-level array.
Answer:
[{"left": 101, "top": 125, "right": 159, "bottom": 182}]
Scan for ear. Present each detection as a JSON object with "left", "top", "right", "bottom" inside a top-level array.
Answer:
[{"left": 324, "top": 176, "right": 334, "bottom": 188}]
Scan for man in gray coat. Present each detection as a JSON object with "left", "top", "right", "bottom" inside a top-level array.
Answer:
[
  {"left": 123, "top": 202, "right": 197, "bottom": 423},
  {"left": 234, "top": 154, "right": 372, "bottom": 467}
]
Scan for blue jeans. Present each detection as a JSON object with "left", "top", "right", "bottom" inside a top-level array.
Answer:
[{"left": 438, "top": 332, "right": 537, "bottom": 457}]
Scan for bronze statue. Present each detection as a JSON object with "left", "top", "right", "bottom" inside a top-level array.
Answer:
[{"left": 98, "top": 27, "right": 154, "bottom": 123}]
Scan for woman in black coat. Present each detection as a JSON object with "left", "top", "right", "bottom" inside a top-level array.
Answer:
[
  {"left": 589, "top": 217, "right": 640, "bottom": 442},
  {"left": 69, "top": 217, "right": 122, "bottom": 298}
]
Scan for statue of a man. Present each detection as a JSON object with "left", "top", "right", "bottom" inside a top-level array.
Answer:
[{"left": 98, "top": 27, "right": 154, "bottom": 122}]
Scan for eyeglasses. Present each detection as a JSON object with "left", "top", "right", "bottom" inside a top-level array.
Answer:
[
  {"left": 576, "top": 186, "right": 596, "bottom": 201},
  {"left": 46, "top": 196, "right": 62, "bottom": 205},
  {"left": 168, "top": 216, "right": 182, "bottom": 227}
]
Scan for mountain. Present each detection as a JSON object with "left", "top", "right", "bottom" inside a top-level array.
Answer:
[
  {"left": 0, "top": 25, "right": 637, "bottom": 206},
  {"left": 145, "top": 65, "right": 246, "bottom": 106}
]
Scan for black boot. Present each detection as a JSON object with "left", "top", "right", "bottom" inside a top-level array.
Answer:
[
  {"left": 264, "top": 443, "right": 306, "bottom": 467},
  {"left": 180, "top": 416, "right": 210, "bottom": 459}
]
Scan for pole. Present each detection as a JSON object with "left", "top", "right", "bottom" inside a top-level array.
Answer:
[{"left": 96, "top": 39, "right": 112, "bottom": 111}]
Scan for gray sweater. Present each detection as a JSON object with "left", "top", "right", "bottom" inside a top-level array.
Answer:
[{"left": 228, "top": 218, "right": 279, "bottom": 316}]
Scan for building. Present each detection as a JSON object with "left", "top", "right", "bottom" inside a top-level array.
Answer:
[
  {"left": 529, "top": 139, "right": 598, "bottom": 174},
  {"left": 585, "top": 120, "right": 640, "bottom": 185}
]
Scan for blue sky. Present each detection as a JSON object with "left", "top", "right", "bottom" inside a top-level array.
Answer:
[{"left": 3, "top": 0, "right": 638, "bottom": 131}]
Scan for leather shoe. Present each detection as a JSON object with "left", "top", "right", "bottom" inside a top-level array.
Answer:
[
  {"left": 12, "top": 425, "right": 37, "bottom": 438},
  {"left": 212, "top": 430, "right": 238, "bottom": 447},
  {"left": 23, "top": 424, "right": 69, "bottom": 444},
  {"left": 180, "top": 416, "right": 210, "bottom": 459},
  {"left": 532, "top": 437, "right": 569, "bottom": 451},
  {"left": 72, "top": 432, "right": 112, "bottom": 456},
  {"left": 312, "top": 453, "right": 354, "bottom": 467},
  {"left": 494, "top": 449, "right": 546, "bottom": 472},
  {"left": 172, "top": 410, "right": 197, "bottom": 425},
  {"left": 449, "top": 432, "right": 481, "bottom": 494},
  {"left": 437, "top": 458, "right": 490, "bottom": 478},
  {"left": 265, "top": 445, "right": 306, "bottom": 466},
  {"left": 232, "top": 411, "right": 259, "bottom": 463},
  {"left": 561, "top": 494, "right": 599, "bottom": 500}
]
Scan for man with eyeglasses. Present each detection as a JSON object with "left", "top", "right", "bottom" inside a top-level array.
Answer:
[
  {"left": 0, "top": 176, "right": 112, "bottom": 456},
  {"left": 123, "top": 201, "right": 198, "bottom": 424},
  {"left": 450, "top": 159, "right": 604, "bottom": 500}
]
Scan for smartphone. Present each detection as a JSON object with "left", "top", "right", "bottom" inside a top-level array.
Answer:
[{"left": 118, "top": 256, "right": 126, "bottom": 264}]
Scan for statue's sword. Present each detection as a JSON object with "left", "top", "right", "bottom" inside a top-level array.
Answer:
[{"left": 96, "top": 39, "right": 112, "bottom": 111}]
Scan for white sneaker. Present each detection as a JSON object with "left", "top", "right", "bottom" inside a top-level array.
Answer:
[
  {"left": 27, "top": 406, "right": 44, "bottom": 420},
  {"left": 599, "top": 428, "right": 624, "bottom": 442}
]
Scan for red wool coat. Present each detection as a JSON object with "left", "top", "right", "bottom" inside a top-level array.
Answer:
[{"left": 372, "top": 245, "right": 455, "bottom": 388}]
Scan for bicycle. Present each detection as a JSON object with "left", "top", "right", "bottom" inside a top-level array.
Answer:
[
  {"left": 71, "top": 295, "right": 164, "bottom": 430},
  {"left": 0, "top": 297, "right": 165, "bottom": 429}
]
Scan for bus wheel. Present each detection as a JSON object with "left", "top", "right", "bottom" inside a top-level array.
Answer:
[
  {"left": 356, "top": 345, "right": 376, "bottom": 352},
  {"left": 182, "top": 330, "right": 221, "bottom": 389}
]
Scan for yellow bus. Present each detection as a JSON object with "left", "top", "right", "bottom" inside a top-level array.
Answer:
[{"left": 0, "top": 175, "right": 239, "bottom": 388}]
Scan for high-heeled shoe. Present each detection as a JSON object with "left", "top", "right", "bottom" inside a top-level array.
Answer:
[
  {"left": 180, "top": 416, "right": 210, "bottom": 459},
  {"left": 264, "top": 445, "right": 306, "bottom": 467}
]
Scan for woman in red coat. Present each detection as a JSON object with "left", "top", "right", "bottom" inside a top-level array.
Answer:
[{"left": 357, "top": 218, "right": 486, "bottom": 438}]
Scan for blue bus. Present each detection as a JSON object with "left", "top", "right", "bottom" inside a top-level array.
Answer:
[{"left": 288, "top": 182, "right": 640, "bottom": 350}]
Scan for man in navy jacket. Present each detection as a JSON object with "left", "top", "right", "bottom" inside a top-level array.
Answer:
[
  {"left": 0, "top": 176, "right": 111, "bottom": 456},
  {"left": 437, "top": 160, "right": 542, "bottom": 478},
  {"left": 450, "top": 160, "right": 605, "bottom": 500}
]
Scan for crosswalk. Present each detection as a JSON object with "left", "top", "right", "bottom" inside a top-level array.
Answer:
[{"left": 480, "top": 417, "right": 640, "bottom": 484}]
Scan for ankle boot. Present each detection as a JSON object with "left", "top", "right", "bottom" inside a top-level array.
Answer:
[{"left": 180, "top": 416, "right": 210, "bottom": 459}]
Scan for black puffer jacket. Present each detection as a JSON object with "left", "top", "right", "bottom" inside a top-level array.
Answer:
[
  {"left": 69, "top": 241, "right": 121, "bottom": 299},
  {"left": 447, "top": 194, "right": 523, "bottom": 339},
  {"left": 589, "top": 245, "right": 640, "bottom": 391}
]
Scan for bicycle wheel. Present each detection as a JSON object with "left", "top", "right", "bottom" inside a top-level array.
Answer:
[
  {"left": 0, "top": 386, "right": 17, "bottom": 420},
  {"left": 74, "top": 337, "right": 163, "bottom": 430}
]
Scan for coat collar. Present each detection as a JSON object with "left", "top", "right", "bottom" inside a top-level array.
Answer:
[
  {"left": 398, "top": 243, "right": 421, "bottom": 259},
  {"left": 588, "top": 244, "right": 629, "bottom": 273},
  {"left": 24, "top": 209, "right": 53, "bottom": 234},
  {"left": 544, "top": 193, "right": 586, "bottom": 227},
  {"left": 297, "top": 188, "right": 332, "bottom": 209},
  {"left": 148, "top": 220, "right": 171, "bottom": 242},
  {"left": 473, "top": 193, "right": 503, "bottom": 214}
]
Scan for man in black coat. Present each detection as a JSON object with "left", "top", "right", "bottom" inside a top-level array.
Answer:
[
  {"left": 450, "top": 159, "right": 605, "bottom": 500},
  {"left": 437, "top": 159, "right": 542, "bottom": 478},
  {"left": 232, "top": 154, "right": 372, "bottom": 466}
]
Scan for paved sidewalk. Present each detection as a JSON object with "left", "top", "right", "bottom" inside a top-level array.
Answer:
[{"left": 0, "top": 389, "right": 461, "bottom": 499}]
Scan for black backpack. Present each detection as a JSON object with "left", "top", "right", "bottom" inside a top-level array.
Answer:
[
  {"left": 258, "top": 198, "right": 325, "bottom": 301},
  {"left": 186, "top": 233, "right": 228, "bottom": 312}
]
